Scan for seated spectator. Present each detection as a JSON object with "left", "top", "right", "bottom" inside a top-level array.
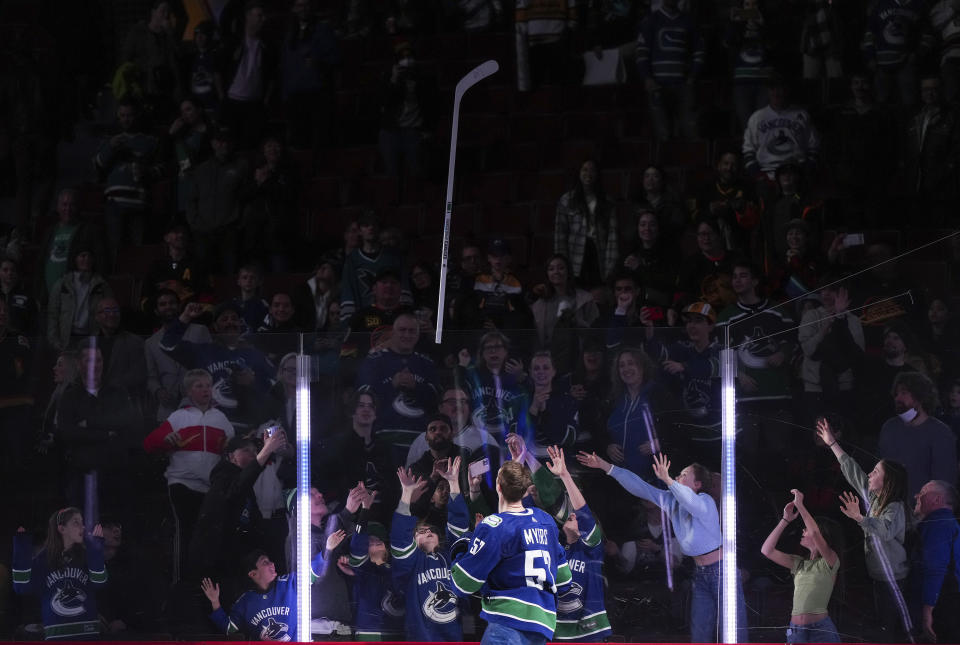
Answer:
[
  {"left": 167, "top": 98, "right": 211, "bottom": 216},
  {"left": 527, "top": 350, "right": 580, "bottom": 457},
  {"left": 281, "top": 0, "right": 340, "bottom": 152},
  {"left": 514, "top": 0, "right": 579, "bottom": 91},
  {"left": 635, "top": 165, "right": 687, "bottom": 246},
  {"left": 58, "top": 344, "right": 141, "bottom": 521},
  {"left": 378, "top": 41, "right": 438, "bottom": 177},
  {"left": 141, "top": 224, "right": 211, "bottom": 312},
  {"left": 759, "top": 161, "right": 824, "bottom": 273},
  {"left": 695, "top": 152, "right": 758, "bottom": 253},
  {"left": 918, "top": 297, "right": 960, "bottom": 381},
  {"left": 219, "top": 1, "right": 276, "bottom": 149},
  {"left": 622, "top": 211, "right": 680, "bottom": 309},
  {"left": 878, "top": 372, "right": 957, "bottom": 499},
  {"left": 603, "top": 271, "right": 656, "bottom": 349},
  {"left": 677, "top": 217, "right": 735, "bottom": 310},
  {"left": 598, "top": 347, "right": 659, "bottom": 478},
  {"left": 92, "top": 296, "right": 147, "bottom": 394},
  {"left": 241, "top": 137, "right": 298, "bottom": 272},
  {"left": 255, "top": 291, "right": 301, "bottom": 365},
  {"left": 409, "top": 261, "right": 439, "bottom": 329},
  {"left": 46, "top": 248, "right": 112, "bottom": 352},
  {"left": 531, "top": 254, "right": 599, "bottom": 372},
  {"left": 189, "top": 430, "right": 287, "bottom": 584},
  {"left": 232, "top": 263, "right": 270, "bottom": 333},
  {"left": 324, "top": 218, "right": 360, "bottom": 271},
  {"left": 862, "top": 0, "right": 932, "bottom": 107},
  {"left": 910, "top": 480, "right": 960, "bottom": 643},
  {"left": 635, "top": 0, "right": 704, "bottom": 141},
  {"left": 0, "top": 257, "right": 38, "bottom": 335},
  {"left": 470, "top": 238, "right": 534, "bottom": 330},
  {"left": 562, "top": 337, "right": 609, "bottom": 455},
  {"left": 904, "top": 75, "right": 960, "bottom": 224},
  {"left": 180, "top": 20, "right": 223, "bottom": 115},
  {"left": 724, "top": 0, "right": 774, "bottom": 130},
  {"left": 339, "top": 212, "right": 410, "bottom": 323},
  {"left": 406, "top": 385, "right": 503, "bottom": 471},
  {"left": 121, "top": 0, "right": 180, "bottom": 117},
  {"left": 292, "top": 259, "right": 340, "bottom": 331},
  {"left": 185, "top": 127, "right": 251, "bottom": 275},
  {"left": 767, "top": 219, "right": 831, "bottom": 300},
  {"left": 356, "top": 312, "right": 438, "bottom": 464},
  {"left": 348, "top": 268, "right": 409, "bottom": 358},
  {"left": 798, "top": 284, "right": 864, "bottom": 429},
  {"left": 162, "top": 301, "right": 276, "bottom": 434},
  {"left": 93, "top": 100, "right": 159, "bottom": 269},
  {"left": 858, "top": 322, "right": 925, "bottom": 437},
  {"left": 553, "top": 159, "right": 618, "bottom": 288},
  {"left": 407, "top": 414, "right": 459, "bottom": 514},
  {"left": 35, "top": 188, "right": 101, "bottom": 303},
  {"left": 145, "top": 289, "right": 213, "bottom": 421},
  {"left": 743, "top": 75, "right": 820, "bottom": 192},
  {"left": 445, "top": 242, "right": 485, "bottom": 329},
  {"left": 143, "top": 369, "right": 235, "bottom": 584}
]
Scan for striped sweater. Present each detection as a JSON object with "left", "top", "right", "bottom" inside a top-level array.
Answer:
[
  {"left": 862, "top": 0, "right": 934, "bottom": 68},
  {"left": 636, "top": 8, "right": 705, "bottom": 83},
  {"left": 143, "top": 405, "right": 235, "bottom": 493}
]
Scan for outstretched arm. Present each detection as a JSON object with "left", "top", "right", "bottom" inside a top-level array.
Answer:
[
  {"left": 793, "top": 489, "right": 838, "bottom": 567},
  {"left": 761, "top": 501, "right": 800, "bottom": 570},
  {"left": 546, "top": 446, "right": 586, "bottom": 511}
]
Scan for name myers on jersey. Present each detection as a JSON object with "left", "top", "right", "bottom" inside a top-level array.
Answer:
[
  {"left": 523, "top": 528, "right": 550, "bottom": 546},
  {"left": 417, "top": 567, "right": 450, "bottom": 586}
]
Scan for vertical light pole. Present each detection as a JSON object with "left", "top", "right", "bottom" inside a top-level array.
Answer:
[
  {"left": 720, "top": 326, "right": 739, "bottom": 643},
  {"left": 295, "top": 341, "right": 312, "bottom": 642}
]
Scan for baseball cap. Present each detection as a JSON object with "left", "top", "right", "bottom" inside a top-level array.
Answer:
[
  {"left": 487, "top": 238, "right": 512, "bottom": 257},
  {"left": 682, "top": 301, "right": 716, "bottom": 324},
  {"left": 223, "top": 435, "right": 255, "bottom": 455},
  {"left": 213, "top": 301, "right": 243, "bottom": 322},
  {"left": 367, "top": 521, "right": 389, "bottom": 544}
]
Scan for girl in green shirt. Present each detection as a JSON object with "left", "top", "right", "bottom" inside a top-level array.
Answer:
[{"left": 761, "top": 488, "right": 841, "bottom": 643}]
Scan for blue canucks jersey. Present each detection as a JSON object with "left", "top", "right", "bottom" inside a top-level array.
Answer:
[
  {"left": 12, "top": 534, "right": 108, "bottom": 640},
  {"left": 389, "top": 495, "right": 469, "bottom": 641},
  {"left": 451, "top": 506, "right": 572, "bottom": 639},
  {"left": 347, "top": 531, "right": 406, "bottom": 639},
  {"left": 555, "top": 506, "right": 611, "bottom": 641}
]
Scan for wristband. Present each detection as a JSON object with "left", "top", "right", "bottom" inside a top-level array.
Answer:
[
  {"left": 606, "top": 464, "right": 615, "bottom": 476},
  {"left": 779, "top": 518, "right": 789, "bottom": 524},
  {"left": 827, "top": 441, "right": 836, "bottom": 448}
]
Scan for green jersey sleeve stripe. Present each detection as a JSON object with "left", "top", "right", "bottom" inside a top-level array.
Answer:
[
  {"left": 581, "top": 523, "right": 602, "bottom": 547},
  {"left": 12, "top": 569, "right": 31, "bottom": 583},
  {"left": 390, "top": 542, "right": 417, "bottom": 559},
  {"left": 556, "top": 562, "right": 572, "bottom": 585},
  {"left": 451, "top": 563, "right": 485, "bottom": 593},
  {"left": 348, "top": 554, "right": 369, "bottom": 567},
  {"left": 554, "top": 611, "right": 612, "bottom": 639},
  {"left": 447, "top": 521, "right": 469, "bottom": 538},
  {"left": 88, "top": 568, "right": 108, "bottom": 584}
]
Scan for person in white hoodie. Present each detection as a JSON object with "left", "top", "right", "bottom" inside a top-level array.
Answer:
[{"left": 143, "top": 368, "right": 235, "bottom": 583}]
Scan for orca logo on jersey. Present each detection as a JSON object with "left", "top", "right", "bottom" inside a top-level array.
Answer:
[
  {"left": 557, "top": 581, "right": 585, "bottom": 613},
  {"left": 482, "top": 515, "right": 502, "bottom": 527},
  {"left": 423, "top": 582, "right": 459, "bottom": 624},
  {"left": 382, "top": 589, "right": 405, "bottom": 618},
  {"left": 259, "top": 616, "right": 291, "bottom": 641},
  {"left": 50, "top": 579, "right": 87, "bottom": 617},
  {"left": 392, "top": 393, "right": 425, "bottom": 418}
]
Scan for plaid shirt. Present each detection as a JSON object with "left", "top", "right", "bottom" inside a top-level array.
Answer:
[{"left": 554, "top": 190, "right": 619, "bottom": 282}]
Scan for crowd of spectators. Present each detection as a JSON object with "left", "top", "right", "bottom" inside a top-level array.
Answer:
[{"left": 2, "top": 0, "right": 960, "bottom": 642}]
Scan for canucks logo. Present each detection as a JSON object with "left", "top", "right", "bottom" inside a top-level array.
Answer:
[
  {"left": 51, "top": 579, "right": 86, "bottom": 617},
  {"left": 558, "top": 581, "right": 584, "bottom": 613},
  {"left": 392, "top": 393, "right": 424, "bottom": 418},
  {"left": 382, "top": 589, "right": 405, "bottom": 618},
  {"left": 423, "top": 582, "right": 459, "bottom": 624},
  {"left": 259, "top": 617, "right": 290, "bottom": 641}
]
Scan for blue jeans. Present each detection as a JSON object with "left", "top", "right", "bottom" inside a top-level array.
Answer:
[
  {"left": 786, "top": 616, "right": 840, "bottom": 643},
  {"left": 481, "top": 622, "right": 547, "bottom": 645},
  {"left": 690, "top": 561, "right": 748, "bottom": 643}
]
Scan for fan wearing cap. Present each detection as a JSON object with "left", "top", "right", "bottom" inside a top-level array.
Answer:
[
  {"left": 162, "top": 300, "right": 275, "bottom": 433},
  {"left": 339, "top": 212, "right": 411, "bottom": 324},
  {"left": 760, "top": 161, "right": 823, "bottom": 275},
  {"left": 344, "top": 509, "right": 405, "bottom": 640},
  {"left": 390, "top": 459, "right": 469, "bottom": 641},
  {"left": 347, "top": 267, "right": 408, "bottom": 358},
  {"left": 471, "top": 238, "right": 534, "bottom": 330},
  {"left": 643, "top": 301, "right": 722, "bottom": 467}
]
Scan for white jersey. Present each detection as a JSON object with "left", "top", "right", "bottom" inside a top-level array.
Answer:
[{"left": 742, "top": 105, "right": 820, "bottom": 177}]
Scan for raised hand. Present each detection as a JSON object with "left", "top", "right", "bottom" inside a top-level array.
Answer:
[
  {"left": 337, "top": 555, "right": 355, "bottom": 577},
  {"left": 346, "top": 483, "right": 365, "bottom": 514},
  {"left": 326, "top": 529, "right": 347, "bottom": 551},
  {"left": 815, "top": 417, "right": 836, "bottom": 447},
  {"left": 545, "top": 445, "right": 567, "bottom": 477},
  {"left": 397, "top": 467, "right": 422, "bottom": 490},
  {"left": 437, "top": 456, "right": 462, "bottom": 483},
  {"left": 91, "top": 524, "right": 103, "bottom": 538},
  {"left": 791, "top": 488, "right": 805, "bottom": 509},
  {"left": 200, "top": 578, "right": 221, "bottom": 609},
  {"left": 838, "top": 492, "right": 863, "bottom": 522},
  {"left": 782, "top": 501, "right": 799, "bottom": 523},
  {"left": 576, "top": 450, "right": 612, "bottom": 473},
  {"left": 651, "top": 453, "right": 672, "bottom": 484},
  {"left": 506, "top": 433, "right": 527, "bottom": 463}
]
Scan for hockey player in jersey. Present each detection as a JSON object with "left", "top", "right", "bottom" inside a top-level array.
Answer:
[
  {"left": 450, "top": 459, "right": 573, "bottom": 645},
  {"left": 200, "top": 536, "right": 337, "bottom": 641},
  {"left": 12, "top": 508, "right": 107, "bottom": 641},
  {"left": 390, "top": 460, "right": 469, "bottom": 641},
  {"left": 578, "top": 451, "right": 747, "bottom": 642},
  {"left": 343, "top": 514, "right": 405, "bottom": 640},
  {"left": 544, "top": 446, "right": 611, "bottom": 642}
]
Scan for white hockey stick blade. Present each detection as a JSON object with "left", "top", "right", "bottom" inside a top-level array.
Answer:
[{"left": 454, "top": 60, "right": 500, "bottom": 100}]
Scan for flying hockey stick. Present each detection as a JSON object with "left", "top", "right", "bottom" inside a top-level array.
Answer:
[{"left": 434, "top": 59, "right": 499, "bottom": 344}]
